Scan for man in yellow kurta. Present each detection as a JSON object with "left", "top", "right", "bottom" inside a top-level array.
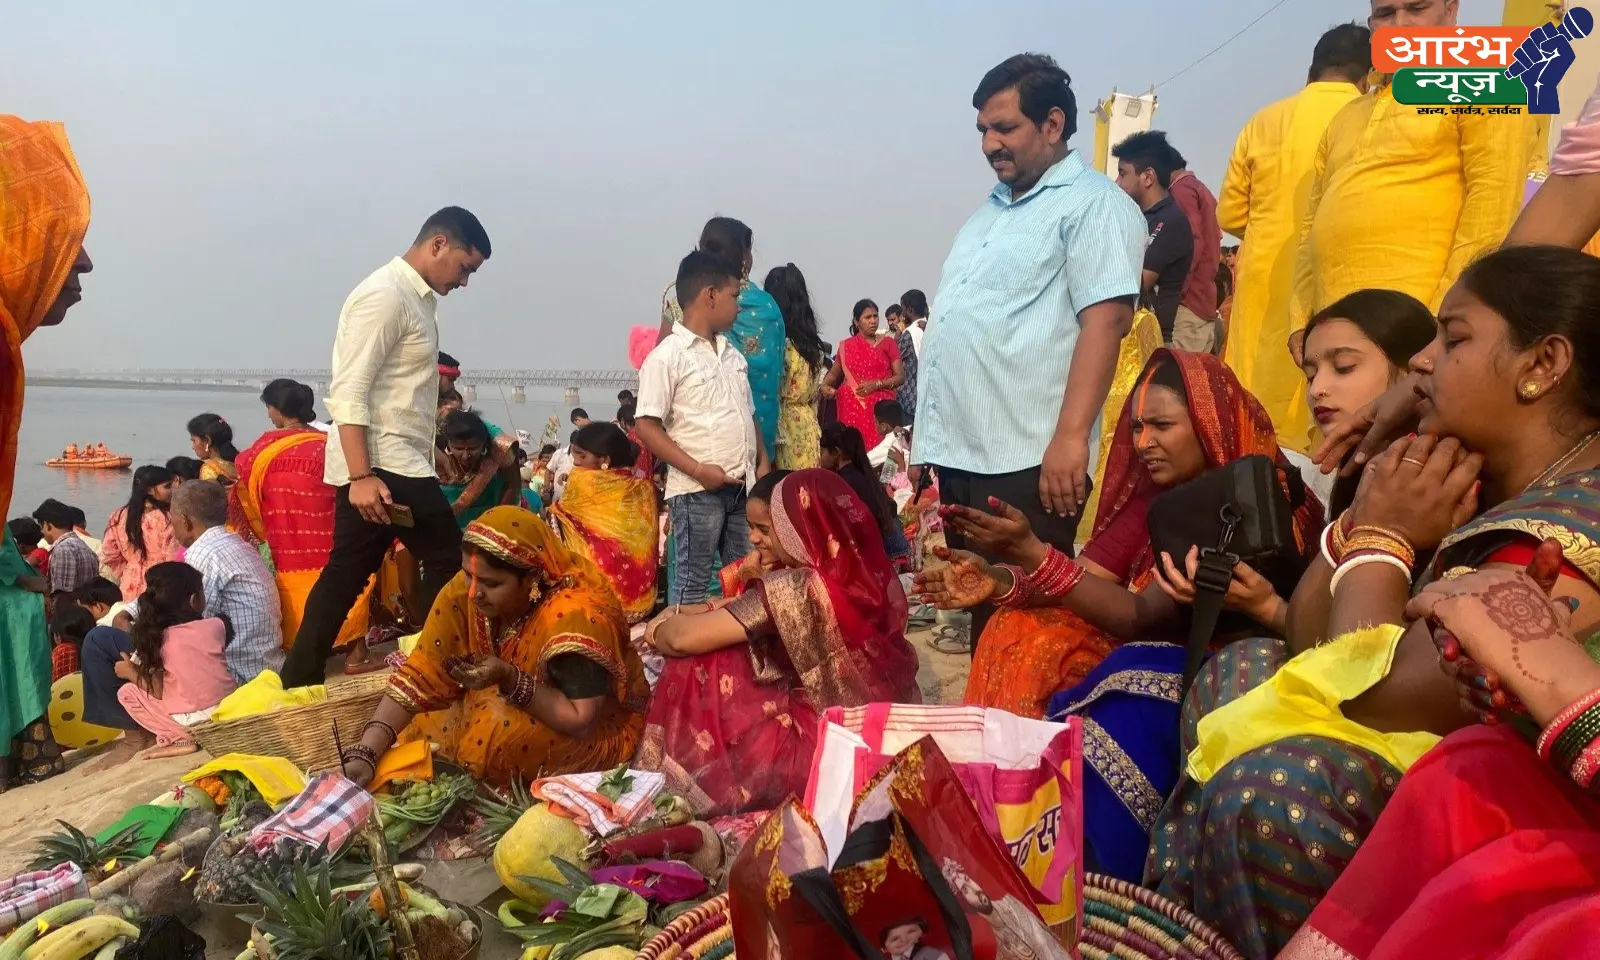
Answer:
[
  {"left": 1289, "top": 0, "right": 1532, "bottom": 400},
  {"left": 1221, "top": 24, "right": 1371, "bottom": 453}
]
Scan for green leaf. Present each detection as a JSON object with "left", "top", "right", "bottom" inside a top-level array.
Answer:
[
  {"left": 516, "top": 875, "right": 584, "bottom": 904},
  {"left": 570, "top": 884, "right": 624, "bottom": 919},
  {"left": 549, "top": 857, "right": 597, "bottom": 891},
  {"left": 596, "top": 764, "right": 634, "bottom": 802}
]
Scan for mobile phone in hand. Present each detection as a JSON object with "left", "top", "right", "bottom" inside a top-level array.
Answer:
[{"left": 388, "top": 503, "right": 415, "bottom": 528}]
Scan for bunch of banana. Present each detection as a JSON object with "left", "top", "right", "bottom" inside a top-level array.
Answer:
[{"left": 0, "top": 904, "right": 138, "bottom": 960}]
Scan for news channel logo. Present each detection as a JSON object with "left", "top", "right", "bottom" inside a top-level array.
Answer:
[{"left": 1374, "top": 7, "right": 1593, "bottom": 115}]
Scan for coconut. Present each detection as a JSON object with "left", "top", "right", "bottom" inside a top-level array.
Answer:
[
  {"left": 493, "top": 803, "right": 589, "bottom": 906},
  {"left": 131, "top": 862, "right": 196, "bottom": 917}
]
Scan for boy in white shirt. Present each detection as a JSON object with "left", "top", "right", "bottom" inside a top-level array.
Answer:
[{"left": 635, "top": 250, "right": 771, "bottom": 604}]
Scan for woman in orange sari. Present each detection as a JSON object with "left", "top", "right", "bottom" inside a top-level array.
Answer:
[
  {"left": 338, "top": 506, "right": 649, "bottom": 788},
  {"left": 635, "top": 469, "right": 922, "bottom": 815},
  {"left": 547, "top": 422, "right": 658, "bottom": 623},
  {"left": 227, "top": 379, "right": 374, "bottom": 671}
]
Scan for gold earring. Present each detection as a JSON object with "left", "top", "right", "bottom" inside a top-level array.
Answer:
[{"left": 1520, "top": 381, "right": 1543, "bottom": 399}]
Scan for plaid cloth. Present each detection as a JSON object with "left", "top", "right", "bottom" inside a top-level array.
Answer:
[
  {"left": 50, "top": 642, "right": 79, "bottom": 682},
  {"left": 0, "top": 863, "right": 88, "bottom": 934},
  {"left": 250, "top": 773, "right": 373, "bottom": 856},
  {"left": 530, "top": 769, "right": 665, "bottom": 838},
  {"left": 46, "top": 533, "right": 98, "bottom": 596}
]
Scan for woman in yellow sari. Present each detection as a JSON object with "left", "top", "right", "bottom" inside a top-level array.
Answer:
[
  {"left": 547, "top": 422, "right": 658, "bottom": 623},
  {"left": 339, "top": 506, "right": 649, "bottom": 788},
  {"left": 227, "top": 379, "right": 374, "bottom": 671}
]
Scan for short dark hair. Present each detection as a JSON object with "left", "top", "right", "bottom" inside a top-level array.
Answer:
[
  {"left": 1311, "top": 23, "right": 1373, "bottom": 84},
  {"left": 65, "top": 505, "right": 86, "bottom": 528},
  {"left": 442, "top": 410, "right": 491, "bottom": 447},
  {"left": 51, "top": 604, "right": 96, "bottom": 646},
  {"left": 972, "top": 53, "right": 1077, "bottom": 139},
  {"left": 675, "top": 249, "right": 741, "bottom": 309},
  {"left": 415, "top": 206, "right": 491, "bottom": 259},
  {"left": 617, "top": 389, "right": 635, "bottom": 403},
  {"left": 75, "top": 577, "right": 122, "bottom": 608},
  {"left": 570, "top": 408, "right": 590, "bottom": 423},
  {"left": 539, "top": 443, "right": 558, "bottom": 457},
  {"left": 874, "top": 399, "right": 909, "bottom": 428},
  {"left": 1112, "top": 130, "right": 1179, "bottom": 189},
  {"left": 32, "top": 500, "right": 76, "bottom": 531},
  {"left": 698, "top": 217, "right": 754, "bottom": 267},
  {"left": 748, "top": 469, "right": 791, "bottom": 504},
  {"left": 8, "top": 516, "right": 41, "bottom": 548},
  {"left": 900, "top": 289, "right": 929, "bottom": 318},
  {"left": 616, "top": 402, "right": 636, "bottom": 428},
  {"left": 885, "top": 303, "right": 905, "bottom": 319}
]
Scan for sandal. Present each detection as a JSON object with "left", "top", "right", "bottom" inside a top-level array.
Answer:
[
  {"left": 928, "top": 624, "right": 972, "bottom": 655},
  {"left": 343, "top": 658, "right": 385, "bottom": 676}
]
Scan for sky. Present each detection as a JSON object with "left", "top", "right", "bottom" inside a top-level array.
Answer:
[{"left": 9, "top": 0, "right": 1505, "bottom": 373}]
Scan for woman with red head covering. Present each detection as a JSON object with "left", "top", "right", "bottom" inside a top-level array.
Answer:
[{"left": 635, "top": 468, "right": 923, "bottom": 815}]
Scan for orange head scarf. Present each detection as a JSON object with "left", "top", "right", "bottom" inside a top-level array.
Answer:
[{"left": 1, "top": 117, "right": 91, "bottom": 520}]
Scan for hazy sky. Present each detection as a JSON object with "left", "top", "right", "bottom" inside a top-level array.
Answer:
[{"left": 10, "top": 0, "right": 1503, "bottom": 372}]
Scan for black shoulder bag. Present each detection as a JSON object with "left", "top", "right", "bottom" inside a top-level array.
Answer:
[{"left": 1145, "top": 453, "right": 1307, "bottom": 691}]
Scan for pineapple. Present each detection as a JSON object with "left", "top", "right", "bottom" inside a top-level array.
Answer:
[
  {"left": 248, "top": 860, "right": 389, "bottom": 960},
  {"left": 471, "top": 779, "right": 537, "bottom": 847},
  {"left": 29, "top": 821, "right": 143, "bottom": 880}
]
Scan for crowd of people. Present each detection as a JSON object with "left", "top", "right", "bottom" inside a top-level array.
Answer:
[{"left": 10, "top": 0, "right": 1600, "bottom": 955}]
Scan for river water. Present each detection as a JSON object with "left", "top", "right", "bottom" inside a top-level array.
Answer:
[{"left": 14, "top": 386, "right": 574, "bottom": 532}]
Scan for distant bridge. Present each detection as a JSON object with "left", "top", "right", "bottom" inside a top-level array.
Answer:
[{"left": 28, "top": 368, "right": 639, "bottom": 405}]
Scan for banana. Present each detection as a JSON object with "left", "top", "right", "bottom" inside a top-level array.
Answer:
[
  {"left": 25, "top": 917, "right": 140, "bottom": 960},
  {"left": 0, "top": 901, "right": 95, "bottom": 960},
  {"left": 90, "top": 939, "right": 126, "bottom": 960}
]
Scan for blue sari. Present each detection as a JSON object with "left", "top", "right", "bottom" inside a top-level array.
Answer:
[
  {"left": 1046, "top": 642, "right": 1184, "bottom": 882},
  {"left": 732, "top": 283, "right": 785, "bottom": 458}
]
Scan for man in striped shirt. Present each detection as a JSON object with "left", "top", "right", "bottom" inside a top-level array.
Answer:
[{"left": 914, "top": 53, "right": 1145, "bottom": 645}]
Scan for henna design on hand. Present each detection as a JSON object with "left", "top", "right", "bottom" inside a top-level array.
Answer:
[{"left": 1478, "top": 579, "right": 1559, "bottom": 686}]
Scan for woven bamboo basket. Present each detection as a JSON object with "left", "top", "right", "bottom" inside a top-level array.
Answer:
[
  {"left": 187, "top": 670, "right": 393, "bottom": 771},
  {"left": 635, "top": 893, "right": 733, "bottom": 960},
  {"left": 1080, "top": 874, "right": 1243, "bottom": 960}
]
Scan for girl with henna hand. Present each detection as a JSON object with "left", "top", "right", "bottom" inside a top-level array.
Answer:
[
  {"left": 1283, "top": 540, "right": 1600, "bottom": 960},
  {"left": 915, "top": 349, "right": 1322, "bottom": 885},
  {"left": 1150, "top": 245, "right": 1600, "bottom": 959}
]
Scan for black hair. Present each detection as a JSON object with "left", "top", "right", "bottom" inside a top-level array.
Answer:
[
  {"left": 1112, "top": 130, "right": 1179, "bottom": 189},
  {"left": 125, "top": 466, "right": 174, "bottom": 558},
  {"left": 884, "top": 303, "right": 905, "bottom": 319},
  {"left": 901, "top": 289, "right": 929, "bottom": 319},
  {"left": 442, "top": 410, "right": 491, "bottom": 448},
  {"left": 539, "top": 443, "right": 558, "bottom": 458},
  {"left": 820, "top": 424, "right": 897, "bottom": 538},
  {"left": 1306, "top": 289, "right": 1436, "bottom": 371},
  {"left": 51, "top": 604, "right": 96, "bottom": 646},
  {"left": 852, "top": 299, "right": 879, "bottom": 333},
  {"left": 616, "top": 402, "right": 637, "bottom": 428},
  {"left": 165, "top": 456, "right": 203, "bottom": 481},
  {"left": 32, "top": 500, "right": 76, "bottom": 532},
  {"left": 748, "top": 469, "right": 791, "bottom": 504},
  {"left": 879, "top": 918, "right": 929, "bottom": 945},
  {"left": 698, "top": 216, "right": 754, "bottom": 271},
  {"left": 65, "top": 505, "right": 86, "bottom": 529},
  {"left": 874, "top": 399, "right": 909, "bottom": 428},
  {"left": 676, "top": 249, "right": 742, "bottom": 309},
  {"left": 129, "top": 562, "right": 205, "bottom": 685},
  {"left": 1460, "top": 245, "right": 1600, "bottom": 420},
  {"left": 972, "top": 53, "right": 1078, "bottom": 139},
  {"left": 570, "top": 408, "right": 590, "bottom": 423},
  {"left": 186, "top": 413, "right": 238, "bottom": 461},
  {"left": 75, "top": 577, "right": 122, "bottom": 609},
  {"left": 572, "top": 422, "right": 638, "bottom": 468},
  {"left": 1310, "top": 22, "right": 1373, "bottom": 84},
  {"left": 569, "top": 430, "right": 580, "bottom": 444},
  {"left": 415, "top": 206, "right": 491, "bottom": 258},
  {"left": 462, "top": 540, "right": 530, "bottom": 576},
  {"left": 260, "top": 378, "right": 318, "bottom": 424},
  {"left": 439, "top": 387, "right": 464, "bottom": 408},
  {"left": 617, "top": 389, "right": 635, "bottom": 403},
  {"left": 8, "top": 517, "right": 41, "bottom": 549},
  {"left": 762, "top": 263, "right": 827, "bottom": 373},
  {"left": 438, "top": 350, "right": 460, "bottom": 369},
  {"left": 1141, "top": 352, "right": 1188, "bottom": 401}
]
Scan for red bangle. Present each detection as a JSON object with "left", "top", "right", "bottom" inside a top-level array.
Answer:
[
  {"left": 993, "top": 565, "right": 1034, "bottom": 608},
  {"left": 1026, "top": 546, "right": 1085, "bottom": 599},
  {"left": 1573, "top": 737, "right": 1600, "bottom": 789},
  {"left": 1537, "top": 687, "right": 1600, "bottom": 761}
]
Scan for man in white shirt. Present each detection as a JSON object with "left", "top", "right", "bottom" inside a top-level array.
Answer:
[
  {"left": 281, "top": 206, "right": 491, "bottom": 688},
  {"left": 635, "top": 250, "right": 771, "bottom": 604}
]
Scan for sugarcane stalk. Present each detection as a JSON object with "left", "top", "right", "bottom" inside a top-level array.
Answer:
[
  {"left": 88, "top": 827, "right": 214, "bottom": 898},
  {"left": 362, "top": 811, "right": 419, "bottom": 960}
]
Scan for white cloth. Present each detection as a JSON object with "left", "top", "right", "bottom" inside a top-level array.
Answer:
[
  {"left": 867, "top": 429, "right": 909, "bottom": 470},
  {"left": 95, "top": 601, "right": 132, "bottom": 628},
  {"left": 636, "top": 323, "right": 757, "bottom": 499},
  {"left": 309, "top": 420, "right": 331, "bottom": 434},
  {"left": 1283, "top": 448, "right": 1335, "bottom": 509},
  {"left": 547, "top": 446, "right": 574, "bottom": 502},
  {"left": 323, "top": 257, "right": 441, "bottom": 484},
  {"left": 908, "top": 322, "right": 925, "bottom": 359}
]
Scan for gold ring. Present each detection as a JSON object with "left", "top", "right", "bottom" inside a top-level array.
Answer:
[{"left": 1401, "top": 457, "right": 1427, "bottom": 467}]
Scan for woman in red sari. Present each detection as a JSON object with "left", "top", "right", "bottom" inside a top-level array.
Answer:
[
  {"left": 227, "top": 380, "right": 373, "bottom": 672},
  {"left": 822, "top": 299, "right": 904, "bottom": 448},
  {"left": 1283, "top": 548, "right": 1600, "bottom": 960},
  {"left": 634, "top": 468, "right": 922, "bottom": 815}
]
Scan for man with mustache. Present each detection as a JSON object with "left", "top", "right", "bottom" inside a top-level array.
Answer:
[{"left": 913, "top": 53, "right": 1145, "bottom": 648}]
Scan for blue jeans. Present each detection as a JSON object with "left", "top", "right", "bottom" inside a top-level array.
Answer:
[
  {"left": 81, "top": 626, "right": 136, "bottom": 730},
  {"left": 668, "top": 485, "right": 750, "bottom": 604}
]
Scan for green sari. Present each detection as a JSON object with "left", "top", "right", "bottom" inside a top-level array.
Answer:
[{"left": 0, "top": 526, "right": 59, "bottom": 786}]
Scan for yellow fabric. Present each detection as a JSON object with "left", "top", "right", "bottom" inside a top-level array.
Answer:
[
  {"left": 1187, "top": 623, "right": 1441, "bottom": 783},
  {"left": 183, "top": 753, "right": 307, "bottom": 806},
  {"left": 1220, "top": 82, "right": 1364, "bottom": 454},
  {"left": 398, "top": 632, "right": 420, "bottom": 656},
  {"left": 210, "top": 670, "right": 326, "bottom": 723},
  {"left": 369, "top": 739, "right": 433, "bottom": 793},
  {"left": 1290, "top": 84, "right": 1533, "bottom": 333},
  {"left": 1080, "top": 308, "right": 1161, "bottom": 532}
]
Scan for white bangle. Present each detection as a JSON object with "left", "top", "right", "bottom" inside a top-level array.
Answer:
[
  {"left": 1329, "top": 553, "right": 1412, "bottom": 594},
  {"left": 1320, "top": 521, "right": 1339, "bottom": 568}
]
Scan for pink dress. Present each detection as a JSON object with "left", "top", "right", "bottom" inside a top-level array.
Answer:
[
  {"left": 836, "top": 334, "right": 901, "bottom": 448},
  {"left": 1552, "top": 75, "right": 1600, "bottom": 176},
  {"left": 117, "top": 618, "right": 236, "bottom": 745},
  {"left": 100, "top": 506, "right": 178, "bottom": 602}
]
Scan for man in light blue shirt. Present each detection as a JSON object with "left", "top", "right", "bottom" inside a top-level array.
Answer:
[{"left": 914, "top": 53, "right": 1145, "bottom": 644}]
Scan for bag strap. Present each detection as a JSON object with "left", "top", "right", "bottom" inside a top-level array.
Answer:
[
  {"left": 792, "top": 869, "right": 886, "bottom": 960},
  {"left": 1183, "top": 502, "right": 1242, "bottom": 692}
]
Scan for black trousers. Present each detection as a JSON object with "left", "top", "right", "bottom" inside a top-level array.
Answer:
[
  {"left": 280, "top": 470, "right": 462, "bottom": 687},
  {"left": 936, "top": 464, "right": 1088, "bottom": 652}
]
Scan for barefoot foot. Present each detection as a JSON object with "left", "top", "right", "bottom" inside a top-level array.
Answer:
[{"left": 133, "top": 742, "right": 200, "bottom": 761}]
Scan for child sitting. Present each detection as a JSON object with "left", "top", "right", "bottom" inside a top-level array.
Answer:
[
  {"left": 113, "top": 562, "right": 237, "bottom": 760},
  {"left": 49, "top": 605, "right": 95, "bottom": 681},
  {"left": 8, "top": 517, "right": 49, "bottom": 576},
  {"left": 74, "top": 577, "right": 132, "bottom": 628},
  {"left": 868, "top": 399, "right": 913, "bottom": 508}
]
